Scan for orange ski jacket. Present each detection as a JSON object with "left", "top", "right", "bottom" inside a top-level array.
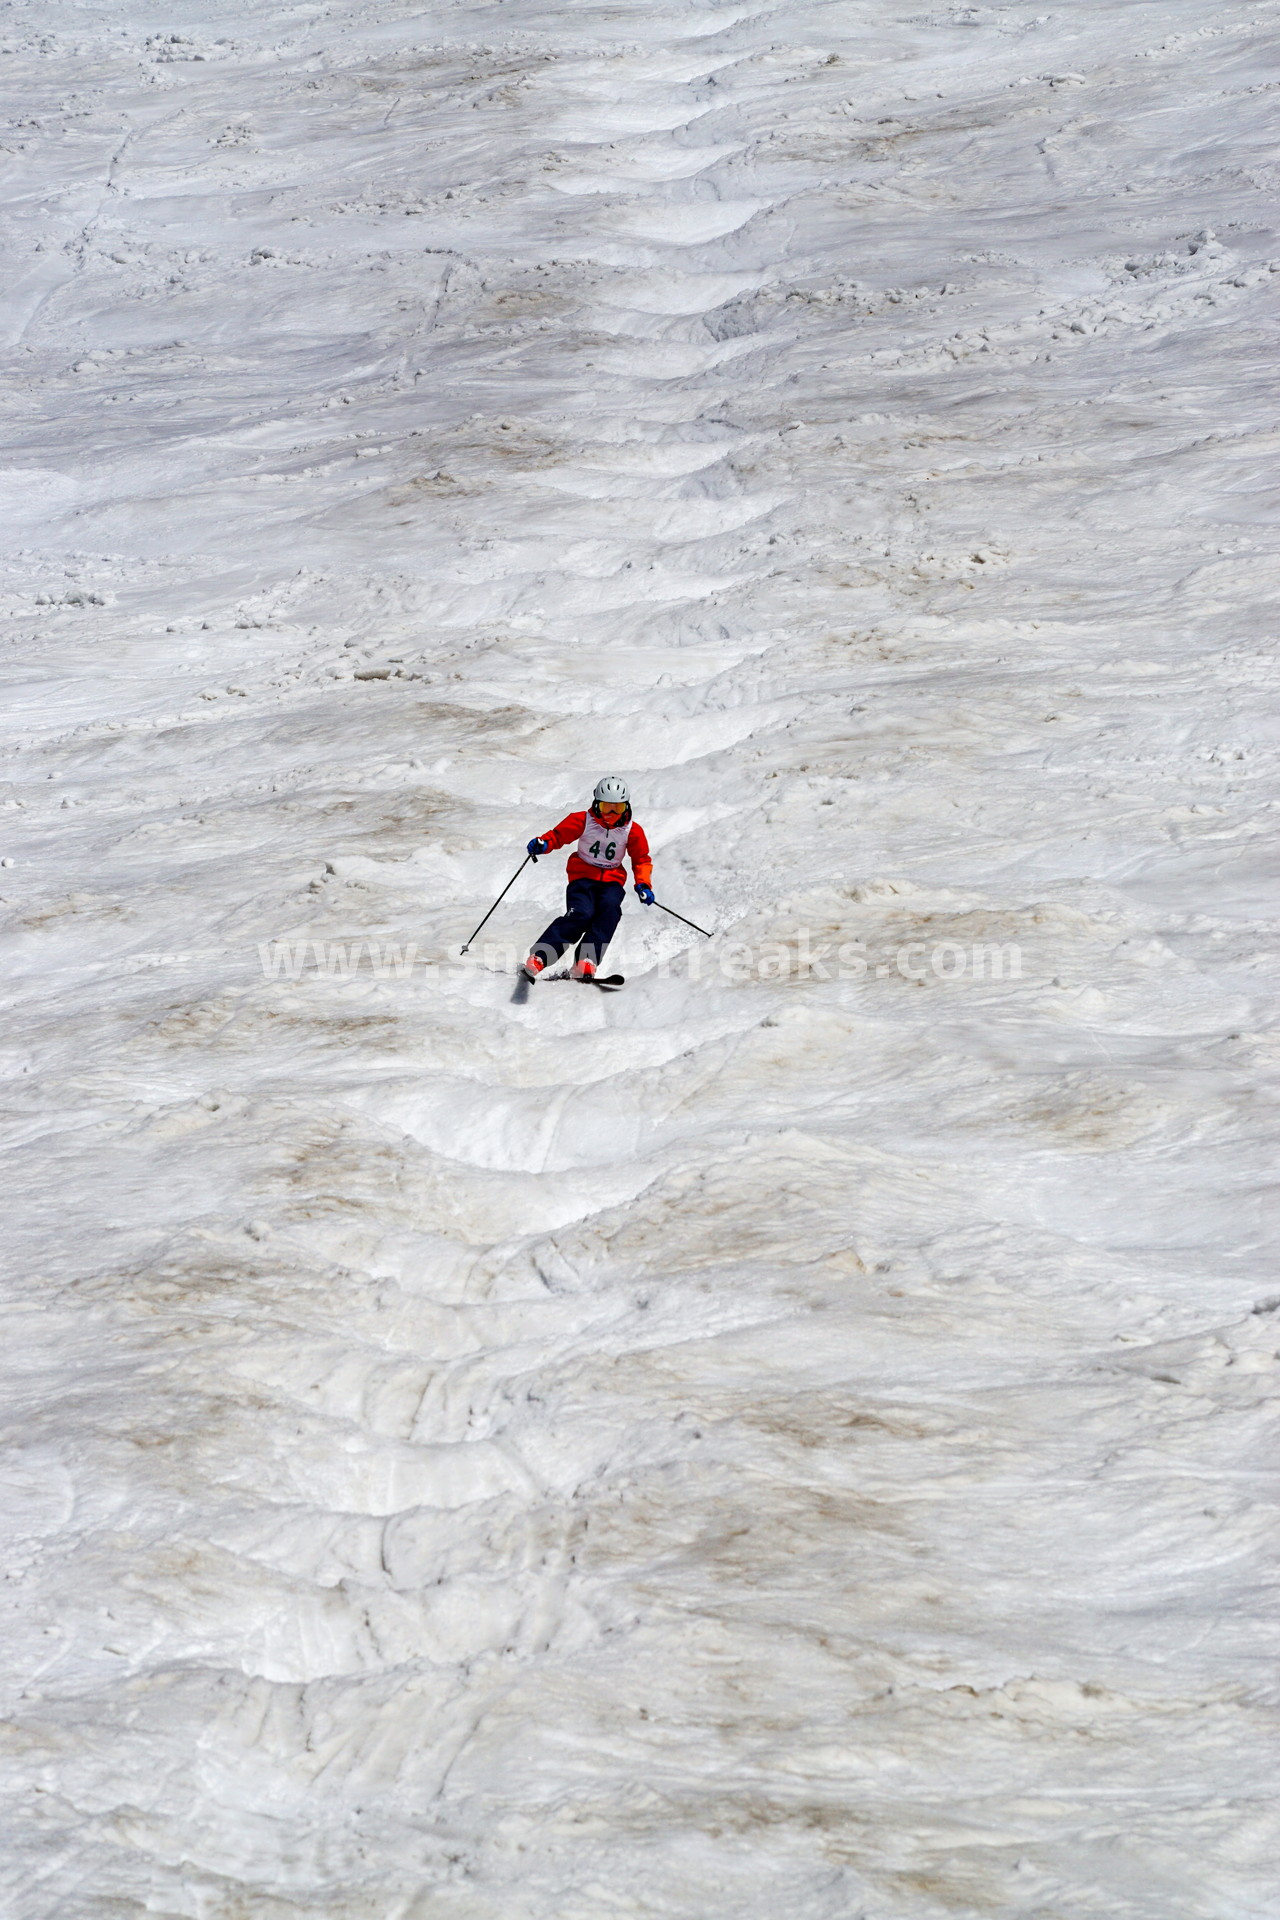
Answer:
[{"left": 538, "top": 807, "right": 653, "bottom": 888}]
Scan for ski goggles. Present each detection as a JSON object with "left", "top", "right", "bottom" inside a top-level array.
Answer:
[{"left": 595, "top": 803, "right": 626, "bottom": 821}]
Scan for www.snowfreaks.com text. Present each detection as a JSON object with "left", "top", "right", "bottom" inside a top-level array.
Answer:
[{"left": 256, "top": 936, "right": 1023, "bottom": 983}]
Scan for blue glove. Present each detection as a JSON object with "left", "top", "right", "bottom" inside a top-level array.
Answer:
[
  {"left": 635, "top": 883, "right": 655, "bottom": 905},
  {"left": 527, "top": 837, "right": 547, "bottom": 858}
]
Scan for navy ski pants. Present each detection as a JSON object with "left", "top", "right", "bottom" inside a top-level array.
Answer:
[{"left": 533, "top": 877, "right": 624, "bottom": 968}]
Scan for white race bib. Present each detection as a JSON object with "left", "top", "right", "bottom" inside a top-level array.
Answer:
[{"left": 577, "top": 816, "right": 627, "bottom": 869}]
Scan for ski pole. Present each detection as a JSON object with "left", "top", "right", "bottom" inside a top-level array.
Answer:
[
  {"left": 653, "top": 897, "right": 713, "bottom": 939},
  {"left": 460, "top": 852, "right": 534, "bottom": 954}
]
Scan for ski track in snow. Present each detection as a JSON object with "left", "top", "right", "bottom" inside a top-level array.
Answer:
[{"left": 1, "top": 0, "right": 1278, "bottom": 1915}]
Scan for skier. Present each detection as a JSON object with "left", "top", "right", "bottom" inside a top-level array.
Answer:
[{"left": 521, "top": 776, "right": 655, "bottom": 982}]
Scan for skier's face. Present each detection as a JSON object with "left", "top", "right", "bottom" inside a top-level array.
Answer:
[{"left": 596, "top": 802, "right": 625, "bottom": 824}]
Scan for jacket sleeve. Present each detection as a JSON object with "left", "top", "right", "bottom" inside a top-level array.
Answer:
[
  {"left": 540, "top": 811, "right": 587, "bottom": 851},
  {"left": 626, "top": 821, "right": 652, "bottom": 886}
]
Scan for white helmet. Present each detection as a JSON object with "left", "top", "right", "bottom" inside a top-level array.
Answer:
[{"left": 593, "top": 775, "right": 629, "bottom": 810}]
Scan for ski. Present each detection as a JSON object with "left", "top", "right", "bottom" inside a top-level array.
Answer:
[{"left": 516, "top": 967, "right": 624, "bottom": 989}]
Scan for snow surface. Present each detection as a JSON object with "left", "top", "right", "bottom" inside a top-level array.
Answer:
[{"left": 2, "top": 0, "right": 1279, "bottom": 1914}]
